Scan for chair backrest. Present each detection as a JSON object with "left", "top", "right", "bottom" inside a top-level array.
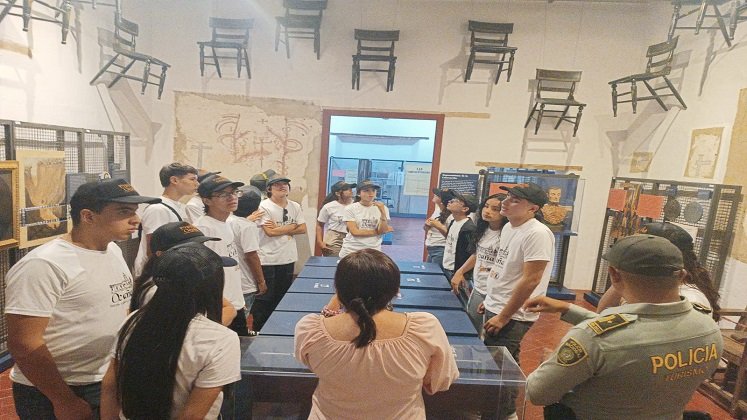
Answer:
[
  {"left": 114, "top": 13, "right": 138, "bottom": 52},
  {"left": 284, "top": 0, "right": 327, "bottom": 18},
  {"left": 535, "top": 69, "right": 583, "bottom": 100},
  {"left": 644, "top": 36, "right": 678, "bottom": 76},
  {"left": 354, "top": 29, "right": 400, "bottom": 56},
  {"left": 468, "top": 20, "right": 513, "bottom": 48},
  {"left": 209, "top": 17, "right": 253, "bottom": 44}
]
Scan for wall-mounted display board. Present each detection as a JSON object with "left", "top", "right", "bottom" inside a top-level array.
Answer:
[
  {"left": 587, "top": 177, "right": 742, "bottom": 304},
  {"left": 438, "top": 172, "right": 480, "bottom": 196}
]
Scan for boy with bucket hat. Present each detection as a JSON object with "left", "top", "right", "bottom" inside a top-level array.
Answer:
[{"left": 523, "top": 234, "right": 722, "bottom": 419}]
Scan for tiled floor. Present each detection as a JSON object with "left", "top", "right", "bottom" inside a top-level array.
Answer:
[{"left": 382, "top": 216, "right": 428, "bottom": 261}]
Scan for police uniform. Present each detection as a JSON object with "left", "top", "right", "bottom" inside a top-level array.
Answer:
[{"left": 526, "top": 299, "right": 722, "bottom": 420}]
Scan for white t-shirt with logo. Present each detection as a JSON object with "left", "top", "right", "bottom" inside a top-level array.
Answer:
[
  {"left": 257, "top": 199, "right": 306, "bottom": 266},
  {"left": 442, "top": 218, "right": 469, "bottom": 271},
  {"left": 339, "top": 202, "right": 391, "bottom": 258},
  {"left": 425, "top": 208, "right": 446, "bottom": 248},
  {"left": 317, "top": 201, "right": 349, "bottom": 234},
  {"left": 133, "top": 196, "right": 187, "bottom": 277},
  {"left": 228, "top": 215, "right": 261, "bottom": 295},
  {"left": 195, "top": 215, "right": 244, "bottom": 311},
  {"left": 483, "top": 218, "right": 555, "bottom": 322},
  {"left": 473, "top": 228, "right": 502, "bottom": 294},
  {"left": 5, "top": 238, "right": 132, "bottom": 385},
  {"left": 184, "top": 195, "right": 205, "bottom": 225}
]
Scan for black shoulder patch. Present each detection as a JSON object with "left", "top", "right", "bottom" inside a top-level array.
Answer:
[
  {"left": 557, "top": 337, "right": 588, "bottom": 366},
  {"left": 587, "top": 313, "right": 633, "bottom": 336},
  {"left": 692, "top": 302, "right": 712, "bottom": 314}
]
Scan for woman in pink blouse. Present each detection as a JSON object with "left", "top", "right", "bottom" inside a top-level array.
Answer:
[{"left": 294, "top": 249, "right": 459, "bottom": 419}]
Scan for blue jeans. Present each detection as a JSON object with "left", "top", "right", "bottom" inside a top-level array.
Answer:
[
  {"left": 426, "top": 245, "right": 444, "bottom": 268},
  {"left": 13, "top": 381, "right": 101, "bottom": 420},
  {"left": 243, "top": 292, "right": 257, "bottom": 314}
]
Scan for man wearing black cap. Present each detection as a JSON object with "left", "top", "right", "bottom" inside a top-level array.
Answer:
[
  {"left": 480, "top": 182, "right": 555, "bottom": 419},
  {"left": 185, "top": 169, "right": 221, "bottom": 224},
  {"left": 133, "top": 162, "right": 198, "bottom": 277},
  {"left": 252, "top": 174, "right": 307, "bottom": 331},
  {"left": 523, "top": 235, "right": 722, "bottom": 419},
  {"left": 5, "top": 179, "right": 160, "bottom": 419},
  {"left": 195, "top": 175, "right": 247, "bottom": 335},
  {"left": 441, "top": 191, "right": 477, "bottom": 287}
]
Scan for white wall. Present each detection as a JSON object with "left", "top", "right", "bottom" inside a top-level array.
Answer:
[{"left": 2, "top": 0, "right": 746, "bottom": 307}]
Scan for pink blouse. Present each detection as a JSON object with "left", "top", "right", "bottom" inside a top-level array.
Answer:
[{"left": 294, "top": 312, "right": 459, "bottom": 420}]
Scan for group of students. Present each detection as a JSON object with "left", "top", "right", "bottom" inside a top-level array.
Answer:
[{"left": 2, "top": 164, "right": 727, "bottom": 419}]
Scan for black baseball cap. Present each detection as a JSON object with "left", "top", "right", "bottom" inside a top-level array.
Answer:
[
  {"left": 450, "top": 191, "right": 478, "bottom": 213},
  {"left": 432, "top": 187, "right": 456, "bottom": 203},
  {"left": 198, "top": 174, "right": 244, "bottom": 197},
  {"left": 150, "top": 222, "right": 237, "bottom": 267},
  {"left": 236, "top": 185, "right": 263, "bottom": 217},
  {"left": 603, "top": 234, "right": 684, "bottom": 276},
  {"left": 70, "top": 179, "right": 160, "bottom": 212},
  {"left": 500, "top": 182, "right": 548, "bottom": 207},
  {"left": 357, "top": 179, "right": 380, "bottom": 190},
  {"left": 250, "top": 169, "right": 277, "bottom": 190},
  {"left": 197, "top": 171, "right": 221, "bottom": 183},
  {"left": 331, "top": 181, "right": 356, "bottom": 193},
  {"left": 266, "top": 173, "right": 291, "bottom": 188},
  {"left": 152, "top": 242, "right": 226, "bottom": 288},
  {"left": 639, "top": 222, "right": 694, "bottom": 252}
]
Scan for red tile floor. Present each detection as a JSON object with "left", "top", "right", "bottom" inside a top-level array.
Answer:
[{"left": 0, "top": 217, "right": 735, "bottom": 419}]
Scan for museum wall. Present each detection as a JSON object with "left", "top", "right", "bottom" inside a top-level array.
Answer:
[{"left": 2, "top": 0, "right": 746, "bottom": 306}]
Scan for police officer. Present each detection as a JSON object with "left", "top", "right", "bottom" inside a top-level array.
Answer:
[{"left": 522, "top": 234, "right": 723, "bottom": 420}]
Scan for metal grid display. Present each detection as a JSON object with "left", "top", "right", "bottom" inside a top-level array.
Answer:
[
  {"left": 0, "top": 120, "right": 130, "bottom": 363},
  {"left": 591, "top": 177, "right": 742, "bottom": 296}
]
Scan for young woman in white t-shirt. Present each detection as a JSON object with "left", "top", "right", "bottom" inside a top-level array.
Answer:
[
  {"left": 316, "top": 181, "right": 355, "bottom": 256},
  {"left": 101, "top": 243, "right": 241, "bottom": 419},
  {"left": 338, "top": 180, "right": 392, "bottom": 258}
]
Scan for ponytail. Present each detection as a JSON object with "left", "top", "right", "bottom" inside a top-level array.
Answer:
[{"left": 347, "top": 297, "right": 377, "bottom": 347}]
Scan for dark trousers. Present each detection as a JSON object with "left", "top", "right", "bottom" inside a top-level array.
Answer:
[
  {"left": 228, "top": 308, "right": 249, "bottom": 336},
  {"left": 483, "top": 311, "right": 534, "bottom": 420},
  {"left": 250, "top": 263, "right": 294, "bottom": 331},
  {"left": 13, "top": 381, "right": 101, "bottom": 420}
]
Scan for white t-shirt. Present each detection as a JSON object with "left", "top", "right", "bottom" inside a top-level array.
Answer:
[
  {"left": 195, "top": 215, "right": 244, "bottom": 311},
  {"left": 228, "top": 215, "right": 261, "bottom": 295},
  {"left": 424, "top": 208, "right": 446, "bottom": 248},
  {"left": 115, "top": 314, "right": 241, "bottom": 419},
  {"left": 317, "top": 201, "right": 349, "bottom": 234},
  {"left": 473, "top": 228, "right": 502, "bottom": 294},
  {"left": 5, "top": 238, "right": 132, "bottom": 385},
  {"left": 184, "top": 195, "right": 205, "bottom": 225},
  {"left": 483, "top": 218, "right": 555, "bottom": 322},
  {"left": 339, "top": 202, "right": 391, "bottom": 258},
  {"left": 257, "top": 199, "right": 306, "bottom": 266},
  {"left": 133, "top": 196, "right": 187, "bottom": 277},
  {"left": 442, "top": 218, "right": 470, "bottom": 271}
]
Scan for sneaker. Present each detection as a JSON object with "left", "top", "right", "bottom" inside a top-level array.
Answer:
[{"left": 247, "top": 330, "right": 259, "bottom": 337}]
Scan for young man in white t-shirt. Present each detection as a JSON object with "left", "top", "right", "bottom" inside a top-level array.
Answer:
[
  {"left": 251, "top": 174, "right": 307, "bottom": 332},
  {"left": 133, "top": 162, "right": 198, "bottom": 277},
  {"left": 5, "top": 179, "right": 160, "bottom": 419},
  {"left": 195, "top": 174, "right": 247, "bottom": 336},
  {"left": 185, "top": 170, "right": 221, "bottom": 224},
  {"left": 479, "top": 182, "right": 555, "bottom": 419},
  {"left": 338, "top": 180, "right": 391, "bottom": 258}
]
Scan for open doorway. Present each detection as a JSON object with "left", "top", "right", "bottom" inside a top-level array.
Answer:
[{"left": 318, "top": 110, "right": 444, "bottom": 261}]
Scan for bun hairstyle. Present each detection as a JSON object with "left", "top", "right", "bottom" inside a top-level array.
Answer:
[{"left": 334, "top": 249, "right": 400, "bottom": 348}]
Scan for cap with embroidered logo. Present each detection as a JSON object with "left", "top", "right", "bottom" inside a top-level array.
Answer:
[
  {"left": 152, "top": 242, "right": 228, "bottom": 288},
  {"left": 197, "top": 171, "right": 221, "bottom": 183},
  {"left": 198, "top": 174, "right": 244, "bottom": 197},
  {"left": 331, "top": 180, "right": 356, "bottom": 193},
  {"left": 603, "top": 234, "right": 684, "bottom": 276},
  {"left": 357, "top": 179, "right": 381, "bottom": 190},
  {"left": 150, "top": 222, "right": 237, "bottom": 267},
  {"left": 70, "top": 179, "right": 161, "bottom": 217}
]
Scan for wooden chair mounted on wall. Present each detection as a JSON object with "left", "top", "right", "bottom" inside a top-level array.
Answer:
[
  {"left": 524, "top": 69, "right": 585, "bottom": 137},
  {"left": 464, "top": 20, "right": 517, "bottom": 84},
  {"left": 275, "top": 0, "right": 327, "bottom": 60},
  {"left": 608, "top": 36, "right": 687, "bottom": 117},
  {"left": 699, "top": 307, "right": 747, "bottom": 418},
  {"left": 89, "top": 13, "right": 170, "bottom": 100},
  {"left": 0, "top": 0, "right": 72, "bottom": 44},
  {"left": 668, "top": 0, "right": 733, "bottom": 47},
  {"left": 351, "top": 29, "right": 400, "bottom": 92},
  {"left": 197, "top": 17, "right": 253, "bottom": 78}
]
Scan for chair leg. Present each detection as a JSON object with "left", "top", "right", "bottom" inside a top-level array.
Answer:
[
  {"left": 0, "top": 0, "right": 16, "bottom": 24},
  {"left": 669, "top": 3, "right": 682, "bottom": 40},
  {"left": 141, "top": 60, "right": 151, "bottom": 95},
  {"left": 573, "top": 105, "right": 584, "bottom": 137},
  {"left": 244, "top": 49, "right": 251, "bottom": 79},
  {"left": 157, "top": 65, "right": 167, "bottom": 100},
  {"left": 315, "top": 28, "right": 320, "bottom": 60},
  {"left": 695, "top": 0, "right": 709, "bottom": 34},
  {"left": 663, "top": 76, "right": 688, "bottom": 109},
  {"left": 390, "top": 63, "right": 396, "bottom": 91},
  {"left": 284, "top": 26, "right": 290, "bottom": 59},
  {"left": 535, "top": 104, "right": 545, "bottom": 135},
  {"left": 730, "top": 1, "right": 739, "bottom": 39},
  {"left": 274, "top": 22, "right": 281, "bottom": 52},
  {"left": 631, "top": 80, "right": 638, "bottom": 114},
  {"left": 507, "top": 51, "right": 515, "bottom": 82},
  {"left": 22, "top": 0, "right": 30, "bottom": 31},
  {"left": 611, "top": 83, "right": 618, "bottom": 117},
  {"left": 524, "top": 103, "right": 538, "bottom": 128},
  {"left": 352, "top": 60, "right": 359, "bottom": 90},
  {"left": 212, "top": 46, "right": 221, "bottom": 78},
  {"left": 555, "top": 106, "right": 570, "bottom": 130},
  {"left": 60, "top": 1, "right": 70, "bottom": 44},
  {"left": 90, "top": 54, "right": 119, "bottom": 85},
  {"left": 199, "top": 45, "right": 205, "bottom": 76},
  {"left": 712, "top": 3, "right": 733, "bottom": 47},
  {"left": 236, "top": 47, "right": 242, "bottom": 78},
  {"left": 464, "top": 53, "right": 475, "bottom": 82},
  {"left": 495, "top": 58, "right": 505, "bottom": 85},
  {"left": 643, "top": 79, "right": 668, "bottom": 111}
]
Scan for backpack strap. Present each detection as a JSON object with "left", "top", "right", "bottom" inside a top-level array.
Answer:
[{"left": 137, "top": 202, "right": 183, "bottom": 238}]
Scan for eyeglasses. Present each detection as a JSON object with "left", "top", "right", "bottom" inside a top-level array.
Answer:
[
  {"left": 212, "top": 190, "right": 243, "bottom": 200},
  {"left": 282, "top": 208, "right": 288, "bottom": 222}
]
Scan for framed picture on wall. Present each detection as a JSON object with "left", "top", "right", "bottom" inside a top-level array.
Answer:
[{"left": 0, "top": 161, "right": 20, "bottom": 250}]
